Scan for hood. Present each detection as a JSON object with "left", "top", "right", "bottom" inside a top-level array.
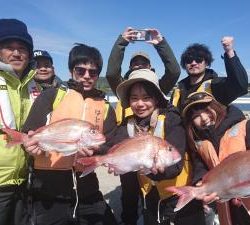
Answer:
[{"left": 0, "top": 61, "right": 17, "bottom": 76}]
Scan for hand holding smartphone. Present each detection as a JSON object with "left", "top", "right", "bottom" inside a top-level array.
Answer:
[{"left": 132, "top": 29, "right": 151, "bottom": 41}]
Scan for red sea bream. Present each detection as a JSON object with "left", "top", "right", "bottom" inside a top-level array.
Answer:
[
  {"left": 1, "top": 118, "right": 106, "bottom": 156},
  {"left": 166, "top": 151, "right": 250, "bottom": 212},
  {"left": 77, "top": 134, "right": 181, "bottom": 176}
]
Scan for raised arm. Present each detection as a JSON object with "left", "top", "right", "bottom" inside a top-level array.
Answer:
[
  {"left": 147, "top": 28, "right": 181, "bottom": 95},
  {"left": 106, "top": 27, "right": 134, "bottom": 95},
  {"left": 212, "top": 36, "right": 248, "bottom": 105}
]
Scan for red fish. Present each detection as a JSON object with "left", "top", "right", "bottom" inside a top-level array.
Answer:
[
  {"left": 166, "top": 151, "right": 250, "bottom": 212},
  {"left": 77, "top": 134, "right": 181, "bottom": 177},
  {"left": 1, "top": 118, "right": 105, "bottom": 156}
]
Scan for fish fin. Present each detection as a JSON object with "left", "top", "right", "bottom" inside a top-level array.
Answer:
[
  {"left": 77, "top": 157, "right": 100, "bottom": 177},
  {"left": 77, "top": 156, "right": 99, "bottom": 166},
  {"left": 166, "top": 186, "right": 195, "bottom": 212},
  {"left": 1, "top": 128, "right": 24, "bottom": 147}
]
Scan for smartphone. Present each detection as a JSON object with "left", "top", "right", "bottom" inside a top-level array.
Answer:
[{"left": 132, "top": 29, "right": 151, "bottom": 41}]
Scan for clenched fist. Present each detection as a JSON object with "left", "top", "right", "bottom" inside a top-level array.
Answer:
[{"left": 221, "top": 36, "right": 235, "bottom": 57}]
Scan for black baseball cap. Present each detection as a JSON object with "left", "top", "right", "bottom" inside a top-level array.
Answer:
[{"left": 33, "top": 50, "right": 53, "bottom": 64}]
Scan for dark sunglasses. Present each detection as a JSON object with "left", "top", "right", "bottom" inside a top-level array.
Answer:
[
  {"left": 185, "top": 56, "right": 204, "bottom": 64},
  {"left": 74, "top": 67, "right": 98, "bottom": 77}
]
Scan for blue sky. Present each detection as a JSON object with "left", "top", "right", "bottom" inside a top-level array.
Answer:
[{"left": 2, "top": 0, "right": 250, "bottom": 81}]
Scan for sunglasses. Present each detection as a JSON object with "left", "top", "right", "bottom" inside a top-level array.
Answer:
[
  {"left": 74, "top": 67, "right": 98, "bottom": 77},
  {"left": 185, "top": 56, "right": 204, "bottom": 64}
]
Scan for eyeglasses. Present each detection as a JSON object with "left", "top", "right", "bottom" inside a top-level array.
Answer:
[
  {"left": 74, "top": 67, "right": 98, "bottom": 77},
  {"left": 185, "top": 56, "right": 204, "bottom": 64},
  {"left": 1, "top": 45, "right": 29, "bottom": 55}
]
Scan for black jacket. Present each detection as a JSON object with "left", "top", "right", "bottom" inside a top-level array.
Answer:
[
  {"left": 35, "top": 75, "right": 64, "bottom": 90},
  {"left": 106, "top": 35, "right": 181, "bottom": 95},
  {"left": 173, "top": 53, "right": 248, "bottom": 112},
  {"left": 113, "top": 106, "right": 187, "bottom": 224},
  {"left": 22, "top": 80, "right": 117, "bottom": 201}
]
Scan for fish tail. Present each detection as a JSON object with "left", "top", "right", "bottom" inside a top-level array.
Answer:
[
  {"left": 1, "top": 128, "right": 24, "bottom": 147},
  {"left": 166, "top": 186, "right": 196, "bottom": 212},
  {"left": 77, "top": 157, "right": 100, "bottom": 178}
]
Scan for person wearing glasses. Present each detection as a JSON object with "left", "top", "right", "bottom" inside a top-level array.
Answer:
[
  {"left": 106, "top": 27, "right": 181, "bottom": 124},
  {"left": 0, "top": 18, "right": 42, "bottom": 225},
  {"left": 171, "top": 37, "right": 248, "bottom": 113},
  {"left": 182, "top": 91, "right": 250, "bottom": 225},
  {"left": 21, "top": 43, "right": 118, "bottom": 225},
  {"left": 171, "top": 37, "right": 248, "bottom": 225},
  {"left": 33, "top": 50, "right": 63, "bottom": 89}
]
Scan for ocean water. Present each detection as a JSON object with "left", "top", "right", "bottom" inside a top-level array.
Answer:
[{"left": 232, "top": 103, "right": 250, "bottom": 112}]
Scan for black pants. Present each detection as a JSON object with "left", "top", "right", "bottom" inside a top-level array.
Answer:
[
  {"left": 230, "top": 202, "right": 250, "bottom": 225},
  {"left": 0, "top": 184, "right": 28, "bottom": 225},
  {"left": 143, "top": 187, "right": 207, "bottom": 225},
  {"left": 29, "top": 196, "right": 118, "bottom": 225}
]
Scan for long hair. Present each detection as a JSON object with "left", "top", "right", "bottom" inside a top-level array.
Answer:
[{"left": 184, "top": 100, "right": 227, "bottom": 152}]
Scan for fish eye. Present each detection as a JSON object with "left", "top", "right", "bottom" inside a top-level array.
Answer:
[
  {"left": 168, "top": 146, "right": 172, "bottom": 151},
  {"left": 89, "top": 129, "right": 96, "bottom": 134}
]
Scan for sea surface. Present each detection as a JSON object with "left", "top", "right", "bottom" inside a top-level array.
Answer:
[{"left": 233, "top": 103, "right": 250, "bottom": 112}]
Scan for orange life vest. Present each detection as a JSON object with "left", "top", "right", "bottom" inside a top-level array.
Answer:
[
  {"left": 34, "top": 89, "right": 105, "bottom": 170},
  {"left": 195, "top": 119, "right": 250, "bottom": 225}
]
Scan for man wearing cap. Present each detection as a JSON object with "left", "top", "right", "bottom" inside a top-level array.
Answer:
[
  {"left": 33, "top": 49, "right": 63, "bottom": 89},
  {"left": 0, "top": 18, "right": 41, "bottom": 224},
  {"left": 106, "top": 27, "right": 180, "bottom": 124},
  {"left": 171, "top": 37, "right": 248, "bottom": 113}
]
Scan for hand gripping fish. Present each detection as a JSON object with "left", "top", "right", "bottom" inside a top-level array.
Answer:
[
  {"left": 77, "top": 134, "right": 181, "bottom": 177},
  {"left": 1, "top": 118, "right": 106, "bottom": 156},
  {"left": 166, "top": 151, "right": 250, "bottom": 212}
]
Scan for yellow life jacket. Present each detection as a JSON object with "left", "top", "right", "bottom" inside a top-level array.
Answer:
[
  {"left": 34, "top": 88, "right": 108, "bottom": 170},
  {"left": 115, "top": 100, "right": 133, "bottom": 125},
  {"left": 171, "top": 79, "right": 212, "bottom": 107},
  {"left": 0, "top": 77, "right": 41, "bottom": 130},
  {"left": 127, "top": 114, "right": 192, "bottom": 200},
  {"left": 195, "top": 119, "right": 250, "bottom": 225}
]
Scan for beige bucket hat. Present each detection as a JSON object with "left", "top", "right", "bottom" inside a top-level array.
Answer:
[{"left": 116, "top": 69, "right": 168, "bottom": 108}]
